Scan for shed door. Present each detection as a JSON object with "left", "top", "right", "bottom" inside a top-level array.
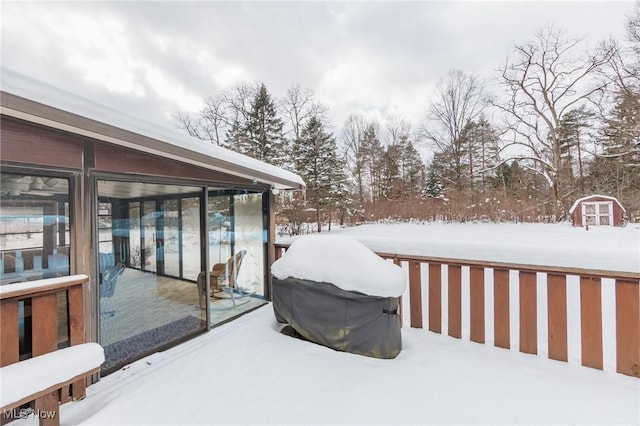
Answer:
[{"left": 582, "top": 201, "right": 613, "bottom": 226}]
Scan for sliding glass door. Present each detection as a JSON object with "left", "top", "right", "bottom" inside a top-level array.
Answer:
[
  {"left": 206, "top": 190, "right": 268, "bottom": 324},
  {"left": 97, "top": 180, "right": 206, "bottom": 374}
]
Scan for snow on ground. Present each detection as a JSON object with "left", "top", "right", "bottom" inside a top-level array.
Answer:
[
  {"left": 14, "top": 305, "right": 639, "bottom": 426},
  {"left": 279, "top": 222, "right": 640, "bottom": 273},
  {"left": 9, "top": 222, "right": 640, "bottom": 425}
]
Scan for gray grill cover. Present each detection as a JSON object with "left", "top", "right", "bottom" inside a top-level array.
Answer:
[{"left": 272, "top": 277, "right": 402, "bottom": 359}]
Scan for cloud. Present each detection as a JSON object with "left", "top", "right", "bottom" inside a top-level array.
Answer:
[{"left": 1, "top": 0, "right": 634, "bottom": 136}]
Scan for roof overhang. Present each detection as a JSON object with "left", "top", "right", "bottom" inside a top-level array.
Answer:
[{"left": 0, "top": 70, "right": 305, "bottom": 191}]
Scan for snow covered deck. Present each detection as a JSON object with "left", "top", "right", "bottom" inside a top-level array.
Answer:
[{"left": 20, "top": 305, "right": 639, "bottom": 425}]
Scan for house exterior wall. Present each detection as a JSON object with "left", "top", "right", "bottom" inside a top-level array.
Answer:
[
  {"left": 1, "top": 115, "right": 277, "bottom": 374},
  {"left": 571, "top": 196, "right": 625, "bottom": 227}
]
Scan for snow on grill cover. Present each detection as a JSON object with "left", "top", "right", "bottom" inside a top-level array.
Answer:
[{"left": 271, "top": 235, "right": 406, "bottom": 359}]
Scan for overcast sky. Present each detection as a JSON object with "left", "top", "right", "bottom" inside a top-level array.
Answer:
[{"left": 1, "top": 1, "right": 635, "bottom": 137}]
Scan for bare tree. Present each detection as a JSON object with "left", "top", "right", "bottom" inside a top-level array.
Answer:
[
  {"left": 280, "top": 84, "right": 328, "bottom": 140},
  {"left": 341, "top": 114, "right": 368, "bottom": 204},
  {"left": 493, "top": 27, "right": 615, "bottom": 219},
  {"left": 173, "top": 110, "right": 204, "bottom": 140},
  {"left": 422, "top": 70, "right": 486, "bottom": 190},
  {"left": 222, "top": 82, "right": 257, "bottom": 124},
  {"left": 199, "top": 95, "right": 231, "bottom": 145}
]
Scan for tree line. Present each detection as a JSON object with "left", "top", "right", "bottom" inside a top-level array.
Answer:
[{"left": 175, "top": 3, "right": 639, "bottom": 231}]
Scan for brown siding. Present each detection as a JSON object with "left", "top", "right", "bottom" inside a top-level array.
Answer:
[
  {"left": 0, "top": 117, "right": 83, "bottom": 169},
  {"left": 94, "top": 143, "right": 252, "bottom": 185}
]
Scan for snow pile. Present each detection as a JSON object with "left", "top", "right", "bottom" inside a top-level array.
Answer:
[
  {"left": 271, "top": 235, "right": 406, "bottom": 297},
  {"left": 0, "top": 343, "right": 104, "bottom": 408}
]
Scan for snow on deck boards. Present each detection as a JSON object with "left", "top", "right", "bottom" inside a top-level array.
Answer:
[{"left": 18, "top": 305, "right": 638, "bottom": 426}]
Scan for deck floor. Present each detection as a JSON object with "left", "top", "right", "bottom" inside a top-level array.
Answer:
[{"left": 41, "top": 304, "right": 640, "bottom": 425}]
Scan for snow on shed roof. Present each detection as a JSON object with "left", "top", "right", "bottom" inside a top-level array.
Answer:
[
  {"left": 568, "top": 194, "right": 626, "bottom": 214},
  {"left": 0, "top": 68, "right": 304, "bottom": 191}
]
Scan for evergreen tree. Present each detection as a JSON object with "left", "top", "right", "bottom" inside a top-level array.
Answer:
[
  {"left": 238, "top": 83, "right": 290, "bottom": 168},
  {"left": 293, "top": 116, "right": 345, "bottom": 231},
  {"left": 458, "top": 117, "right": 500, "bottom": 192},
  {"left": 380, "top": 143, "right": 402, "bottom": 199},
  {"left": 556, "top": 106, "right": 593, "bottom": 195},
  {"left": 587, "top": 88, "right": 640, "bottom": 215},
  {"left": 423, "top": 165, "right": 445, "bottom": 198},
  {"left": 361, "top": 124, "right": 385, "bottom": 202},
  {"left": 399, "top": 136, "right": 425, "bottom": 197}
]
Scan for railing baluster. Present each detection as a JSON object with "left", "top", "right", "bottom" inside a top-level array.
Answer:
[
  {"left": 615, "top": 279, "right": 639, "bottom": 377},
  {"left": 580, "top": 276, "right": 603, "bottom": 370},
  {"left": 68, "top": 285, "right": 85, "bottom": 345},
  {"left": 519, "top": 271, "right": 537, "bottom": 355},
  {"left": 393, "top": 257, "right": 403, "bottom": 327},
  {"left": 428, "top": 263, "right": 442, "bottom": 333},
  {"left": 0, "top": 300, "right": 19, "bottom": 366},
  {"left": 494, "top": 269, "right": 510, "bottom": 349},
  {"left": 409, "top": 260, "right": 422, "bottom": 329},
  {"left": 470, "top": 266, "right": 485, "bottom": 344},
  {"left": 547, "top": 273, "right": 568, "bottom": 362},
  {"left": 448, "top": 265, "right": 462, "bottom": 338},
  {"left": 32, "top": 292, "right": 58, "bottom": 356}
]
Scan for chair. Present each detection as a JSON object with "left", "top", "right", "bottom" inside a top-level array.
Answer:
[
  {"left": 198, "top": 250, "right": 246, "bottom": 308},
  {"left": 98, "top": 252, "right": 124, "bottom": 298}
]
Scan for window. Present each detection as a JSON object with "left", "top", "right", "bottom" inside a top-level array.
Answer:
[
  {"left": 582, "top": 201, "right": 613, "bottom": 226},
  {"left": 1, "top": 172, "right": 72, "bottom": 358},
  {"left": 0, "top": 173, "right": 71, "bottom": 284}
]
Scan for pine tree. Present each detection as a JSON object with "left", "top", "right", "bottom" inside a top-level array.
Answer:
[
  {"left": 399, "top": 136, "right": 425, "bottom": 197},
  {"left": 361, "top": 124, "right": 385, "bottom": 202},
  {"left": 423, "top": 165, "right": 444, "bottom": 198},
  {"left": 239, "top": 83, "right": 290, "bottom": 168},
  {"left": 458, "top": 117, "right": 500, "bottom": 192},
  {"left": 588, "top": 88, "right": 640, "bottom": 214},
  {"left": 556, "top": 106, "right": 593, "bottom": 195},
  {"left": 293, "top": 116, "right": 345, "bottom": 231}
]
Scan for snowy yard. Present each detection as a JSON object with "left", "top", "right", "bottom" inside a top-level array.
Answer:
[
  {"left": 280, "top": 221, "right": 640, "bottom": 273},
  {"left": 15, "top": 305, "right": 640, "bottom": 425},
  {"left": 11, "top": 222, "right": 640, "bottom": 425}
]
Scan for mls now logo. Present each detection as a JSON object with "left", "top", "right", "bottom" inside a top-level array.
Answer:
[{"left": 3, "top": 408, "right": 57, "bottom": 420}]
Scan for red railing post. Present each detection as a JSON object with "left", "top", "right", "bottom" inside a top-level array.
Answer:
[
  {"left": 519, "top": 271, "right": 537, "bottom": 355},
  {"left": 494, "top": 269, "right": 510, "bottom": 349},
  {"left": 448, "top": 265, "right": 462, "bottom": 338},
  {"left": 409, "top": 260, "right": 422, "bottom": 328},
  {"left": 547, "top": 274, "right": 568, "bottom": 362},
  {"left": 470, "top": 266, "right": 485, "bottom": 344},
  {"left": 580, "top": 276, "right": 603, "bottom": 370},
  {"left": 615, "top": 279, "right": 639, "bottom": 377},
  {"left": 428, "top": 263, "right": 442, "bottom": 333},
  {"left": 0, "top": 300, "right": 19, "bottom": 366}
]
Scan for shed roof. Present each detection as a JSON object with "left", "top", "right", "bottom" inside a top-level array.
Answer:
[
  {"left": 568, "top": 194, "right": 626, "bottom": 214},
  {"left": 0, "top": 68, "right": 305, "bottom": 191}
]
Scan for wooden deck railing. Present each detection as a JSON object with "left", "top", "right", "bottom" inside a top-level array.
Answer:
[
  {"left": 0, "top": 275, "right": 90, "bottom": 400},
  {"left": 274, "top": 243, "right": 640, "bottom": 378}
]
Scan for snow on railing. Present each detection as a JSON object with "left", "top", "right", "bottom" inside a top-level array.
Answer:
[
  {"left": 274, "top": 244, "right": 640, "bottom": 378},
  {"left": 0, "top": 275, "right": 91, "bottom": 401}
]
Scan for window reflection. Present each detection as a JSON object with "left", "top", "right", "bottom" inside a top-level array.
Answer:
[
  {"left": 97, "top": 180, "right": 206, "bottom": 374},
  {"left": 0, "top": 173, "right": 70, "bottom": 285}
]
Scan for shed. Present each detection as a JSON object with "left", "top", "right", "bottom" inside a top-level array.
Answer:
[{"left": 569, "top": 195, "right": 626, "bottom": 227}]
